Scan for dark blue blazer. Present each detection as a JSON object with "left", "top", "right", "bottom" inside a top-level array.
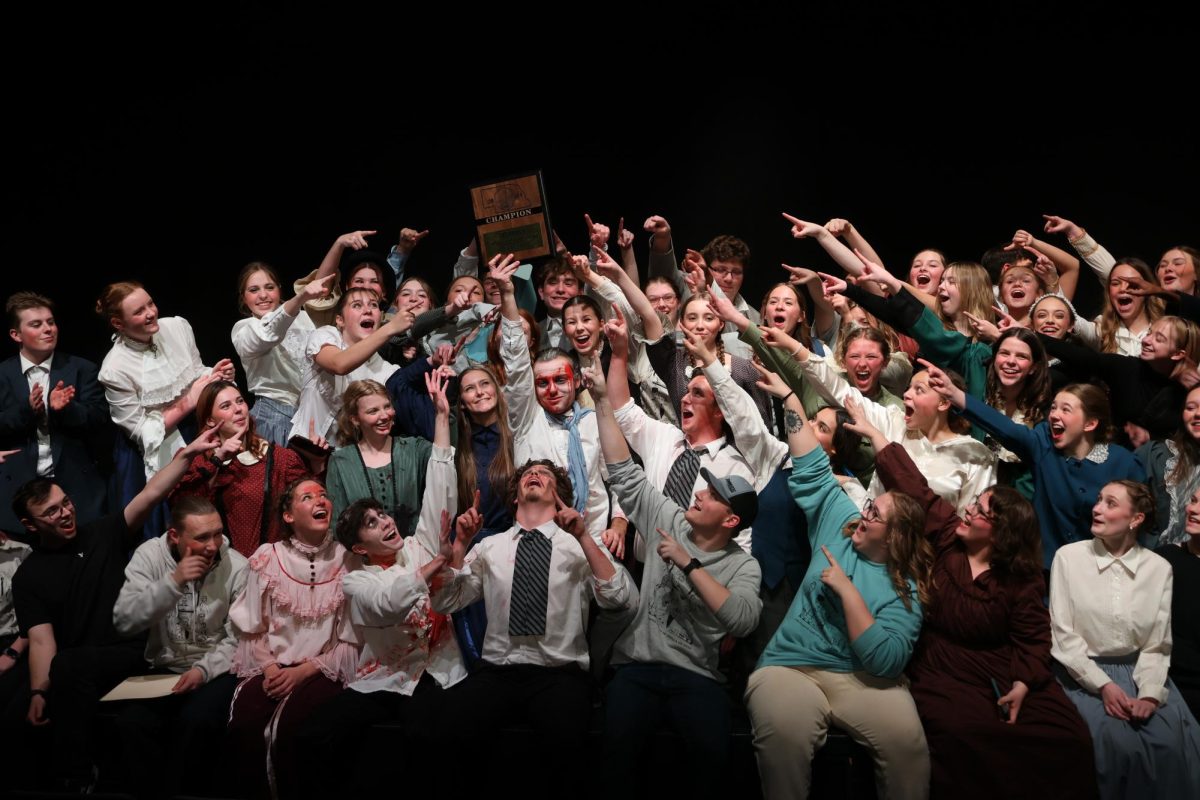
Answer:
[{"left": 0, "top": 352, "right": 112, "bottom": 535}]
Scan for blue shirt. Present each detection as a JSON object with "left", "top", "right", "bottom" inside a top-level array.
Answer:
[{"left": 758, "top": 449, "right": 923, "bottom": 679}]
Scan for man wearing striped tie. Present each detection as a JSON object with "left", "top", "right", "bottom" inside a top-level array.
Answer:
[
  {"left": 430, "top": 458, "right": 636, "bottom": 799},
  {"left": 584, "top": 358, "right": 763, "bottom": 800}
]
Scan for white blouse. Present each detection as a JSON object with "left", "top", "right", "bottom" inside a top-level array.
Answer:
[
  {"left": 288, "top": 325, "right": 399, "bottom": 446},
  {"left": 98, "top": 316, "right": 209, "bottom": 479},
  {"left": 231, "top": 306, "right": 316, "bottom": 407},
  {"left": 1049, "top": 539, "right": 1173, "bottom": 703},
  {"left": 342, "top": 446, "right": 468, "bottom": 695},
  {"left": 801, "top": 353, "right": 997, "bottom": 516}
]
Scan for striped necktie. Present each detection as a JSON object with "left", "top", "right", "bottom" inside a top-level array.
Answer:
[
  {"left": 509, "top": 529, "right": 552, "bottom": 637},
  {"left": 663, "top": 446, "right": 705, "bottom": 510}
]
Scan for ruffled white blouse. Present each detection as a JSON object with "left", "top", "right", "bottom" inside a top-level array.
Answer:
[{"left": 231, "top": 306, "right": 316, "bottom": 407}]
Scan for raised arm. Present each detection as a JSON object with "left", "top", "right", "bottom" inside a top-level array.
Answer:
[
  {"left": 125, "top": 426, "right": 223, "bottom": 532},
  {"left": 783, "top": 263, "right": 836, "bottom": 339},
  {"left": 314, "top": 230, "right": 377, "bottom": 282},
  {"left": 1042, "top": 214, "right": 1117, "bottom": 284},
  {"left": 312, "top": 313, "right": 412, "bottom": 376},
  {"left": 825, "top": 218, "right": 887, "bottom": 272}
]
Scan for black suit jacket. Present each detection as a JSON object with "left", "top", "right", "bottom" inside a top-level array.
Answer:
[{"left": 0, "top": 352, "right": 112, "bottom": 535}]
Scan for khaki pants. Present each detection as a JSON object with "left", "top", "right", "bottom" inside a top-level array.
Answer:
[{"left": 745, "top": 665, "right": 930, "bottom": 800}]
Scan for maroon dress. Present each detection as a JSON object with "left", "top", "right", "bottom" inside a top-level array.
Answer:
[{"left": 875, "top": 444, "right": 1097, "bottom": 800}]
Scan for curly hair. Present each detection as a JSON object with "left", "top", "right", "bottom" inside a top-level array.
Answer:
[
  {"left": 982, "top": 486, "right": 1043, "bottom": 580},
  {"left": 843, "top": 491, "right": 932, "bottom": 612},
  {"left": 507, "top": 459, "right": 573, "bottom": 510}
]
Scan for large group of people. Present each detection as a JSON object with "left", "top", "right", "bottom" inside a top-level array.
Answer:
[{"left": 1, "top": 211, "right": 1199, "bottom": 800}]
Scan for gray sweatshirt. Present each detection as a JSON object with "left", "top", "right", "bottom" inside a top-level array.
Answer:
[
  {"left": 113, "top": 533, "right": 248, "bottom": 682},
  {"left": 606, "top": 458, "right": 762, "bottom": 682}
]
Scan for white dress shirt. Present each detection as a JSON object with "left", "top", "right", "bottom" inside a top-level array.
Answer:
[
  {"left": 342, "top": 445, "right": 468, "bottom": 695},
  {"left": 98, "top": 317, "right": 209, "bottom": 479},
  {"left": 501, "top": 317, "right": 614, "bottom": 544},
  {"left": 800, "top": 354, "right": 997, "bottom": 516},
  {"left": 231, "top": 306, "right": 316, "bottom": 407},
  {"left": 430, "top": 520, "right": 636, "bottom": 670},
  {"left": 19, "top": 353, "right": 53, "bottom": 476},
  {"left": 1049, "top": 539, "right": 1173, "bottom": 703}
]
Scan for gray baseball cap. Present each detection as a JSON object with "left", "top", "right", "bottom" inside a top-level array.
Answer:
[{"left": 699, "top": 468, "right": 758, "bottom": 532}]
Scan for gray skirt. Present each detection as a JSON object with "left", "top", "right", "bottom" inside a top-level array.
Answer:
[
  {"left": 250, "top": 397, "right": 296, "bottom": 447},
  {"left": 1057, "top": 656, "right": 1200, "bottom": 800}
]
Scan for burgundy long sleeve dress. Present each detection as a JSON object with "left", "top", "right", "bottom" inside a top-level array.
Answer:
[{"left": 874, "top": 444, "right": 1097, "bottom": 800}]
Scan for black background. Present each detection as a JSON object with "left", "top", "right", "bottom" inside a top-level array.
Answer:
[{"left": 4, "top": 5, "right": 1194, "bottom": 373}]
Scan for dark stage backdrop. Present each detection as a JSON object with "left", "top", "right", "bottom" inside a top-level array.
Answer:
[{"left": 5, "top": 8, "right": 1195, "bottom": 380}]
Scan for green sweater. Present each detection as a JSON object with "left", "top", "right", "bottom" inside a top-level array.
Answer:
[{"left": 326, "top": 437, "right": 432, "bottom": 536}]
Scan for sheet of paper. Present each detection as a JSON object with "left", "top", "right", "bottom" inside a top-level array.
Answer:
[{"left": 100, "top": 674, "right": 180, "bottom": 701}]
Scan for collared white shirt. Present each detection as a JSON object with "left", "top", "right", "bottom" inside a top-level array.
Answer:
[
  {"left": 430, "top": 520, "right": 636, "bottom": 670},
  {"left": 231, "top": 306, "right": 316, "bottom": 407},
  {"left": 801, "top": 354, "right": 997, "bottom": 516},
  {"left": 501, "top": 317, "right": 615, "bottom": 544},
  {"left": 613, "top": 396, "right": 756, "bottom": 553},
  {"left": 342, "top": 446, "right": 468, "bottom": 695},
  {"left": 19, "top": 352, "right": 53, "bottom": 476},
  {"left": 1049, "top": 539, "right": 1173, "bottom": 703}
]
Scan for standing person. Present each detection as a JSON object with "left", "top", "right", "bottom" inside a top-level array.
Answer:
[
  {"left": 4, "top": 428, "right": 221, "bottom": 792},
  {"left": 96, "top": 281, "right": 235, "bottom": 536},
  {"left": 745, "top": 391, "right": 932, "bottom": 800},
  {"left": 172, "top": 381, "right": 308, "bottom": 557},
  {"left": 226, "top": 476, "right": 359, "bottom": 800},
  {"left": 111, "top": 494, "right": 249, "bottom": 800},
  {"left": 490, "top": 253, "right": 624, "bottom": 553},
  {"left": 325, "top": 379, "right": 431, "bottom": 528},
  {"left": 534, "top": 256, "right": 583, "bottom": 351},
  {"left": 862, "top": 416, "right": 1097, "bottom": 800},
  {"left": 1, "top": 291, "right": 111, "bottom": 535},
  {"left": 429, "top": 457, "right": 636, "bottom": 800},
  {"left": 1051, "top": 480, "right": 1200, "bottom": 799},
  {"left": 586, "top": 357, "right": 762, "bottom": 799},
  {"left": 231, "top": 257, "right": 337, "bottom": 445}
]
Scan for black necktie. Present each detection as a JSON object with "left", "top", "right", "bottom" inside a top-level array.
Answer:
[
  {"left": 509, "top": 529, "right": 552, "bottom": 637},
  {"left": 664, "top": 447, "right": 705, "bottom": 509}
]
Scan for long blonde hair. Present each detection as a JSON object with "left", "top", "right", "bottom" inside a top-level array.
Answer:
[
  {"left": 842, "top": 491, "right": 933, "bottom": 611},
  {"left": 455, "top": 365, "right": 516, "bottom": 515},
  {"left": 336, "top": 380, "right": 390, "bottom": 444},
  {"left": 938, "top": 262, "right": 995, "bottom": 337},
  {"left": 1099, "top": 259, "right": 1164, "bottom": 353}
]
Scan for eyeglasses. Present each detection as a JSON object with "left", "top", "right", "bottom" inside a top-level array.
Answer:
[
  {"left": 965, "top": 494, "right": 995, "bottom": 524},
  {"left": 34, "top": 496, "right": 73, "bottom": 521},
  {"left": 709, "top": 266, "right": 744, "bottom": 278},
  {"left": 861, "top": 497, "right": 884, "bottom": 524}
]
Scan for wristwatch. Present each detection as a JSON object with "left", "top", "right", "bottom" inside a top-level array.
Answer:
[{"left": 682, "top": 558, "right": 702, "bottom": 576}]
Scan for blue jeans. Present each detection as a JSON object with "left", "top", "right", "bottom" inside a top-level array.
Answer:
[{"left": 604, "top": 662, "right": 731, "bottom": 799}]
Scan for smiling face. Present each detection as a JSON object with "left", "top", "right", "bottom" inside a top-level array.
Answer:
[
  {"left": 352, "top": 392, "right": 395, "bottom": 440},
  {"left": 242, "top": 269, "right": 282, "bottom": 318},
  {"left": 538, "top": 271, "right": 580, "bottom": 315},
  {"left": 1032, "top": 297, "right": 1072, "bottom": 338},
  {"left": 1184, "top": 387, "right": 1200, "bottom": 443},
  {"left": 1157, "top": 248, "right": 1197, "bottom": 294},
  {"left": 999, "top": 266, "right": 1040, "bottom": 314},
  {"left": 763, "top": 285, "right": 803, "bottom": 334},
  {"left": 680, "top": 297, "right": 721, "bottom": 348},
  {"left": 645, "top": 278, "right": 680, "bottom": 321},
  {"left": 956, "top": 490, "right": 995, "bottom": 545},
  {"left": 936, "top": 271, "right": 962, "bottom": 317},
  {"left": 169, "top": 512, "right": 224, "bottom": 570},
  {"left": 1046, "top": 390, "right": 1097, "bottom": 451},
  {"left": 114, "top": 288, "right": 160, "bottom": 341},
  {"left": 1091, "top": 483, "right": 1144, "bottom": 541},
  {"left": 1185, "top": 490, "right": 1200, "bottom": 537},
  {"left": 460, "top": 368, "right": 499, "bottom": 423},
  {"left": 1140, "top": 318, "right": 1180, "bottom": 363},
  {"left": 1107, "top": 264, "right": 1146, "bottom": 323},
  {"left": 10, "top": 306, "right": 58, "bottom": 361},
  {"left": 909, "top": 250, "right": 946, "bottom": 293},
  {"left": 533, "top": 357, "right": 578, "bottom": 415},
  {"left": 993, "top": 336, "right": 1033, "bottom": 389},
  {"left": 683, "top": 485, "right": 736, "bottom": 532},
  {"left": 843, "top": 338, "right": 885, "bottom": 395},
  {"left": 348, "top": 265, "right": 385, "bottom": 295},
  {"left": 563, "top": 302, "right": 603, "bottom": 357},
  {"left": 336, "top": 290, "right": 382, "bottom": 343},
  {"left": 351, "top": 507, "right": 404, "bottom": 557},
  {"left": 284, "top": 480, "right": 332, "bottom": 536},
  {"left": 851, "top": 492, "right": 894, "bottom": 562},
  {"left": 207, "top": 385, "right": 249, "bottom": 438},
  {"left": 395, "top": 278, "right": 433, "bottom": 315},
  {"left": 21, "top": 484, "right": 77, "bottom": 542},
  {"left": 448, "top": 276, "right": 484, "bottom": 306},
  {"left": 901, "top": 371, "right": 948, "bottom": 432}
]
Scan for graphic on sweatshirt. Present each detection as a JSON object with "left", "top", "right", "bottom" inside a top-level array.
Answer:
[
  {"left": 166, "top": 589, "right": 218, "bottom": 646},
  {"left": 647, "top": 568, "right": 698, "bottom": 647}
]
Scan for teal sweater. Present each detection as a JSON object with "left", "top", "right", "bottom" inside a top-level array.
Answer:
[{"left": 757, "top": 448, "right": 923, "bottom": 679}]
